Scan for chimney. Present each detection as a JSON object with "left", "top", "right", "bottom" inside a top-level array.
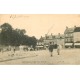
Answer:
[
  {"left": 58, "top": 33, "right": 60, "bottom": 35},
  {"left": 41, "top": 36, "right": 42, "bottom": 38},
  {"left": 58, "top": 33, "right": 60, "bottom": 38},
  {"left": 74, "top": 25, "right": 76, "bottom": 28},
  {"left": 51, "top": 33, "right": 53, "bottom": 36},
  {"left": 66, "top": 26, "right": 68, "bottom": 29},
  {"left": 45, "top": 34, "right": 47, "bottom": 39}
]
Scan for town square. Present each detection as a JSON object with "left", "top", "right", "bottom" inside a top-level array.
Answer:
[{"left": 0, "top": 14, "right": 80, "bottom": 64}]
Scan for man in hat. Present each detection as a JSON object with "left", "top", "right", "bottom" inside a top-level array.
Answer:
[{"left": 48, "top": 42, "right": 54, "bottom": 57}]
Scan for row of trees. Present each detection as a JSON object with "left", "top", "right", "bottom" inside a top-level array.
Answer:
[{"left": 0, "top": 23, "right": 37, "bottom": 48}]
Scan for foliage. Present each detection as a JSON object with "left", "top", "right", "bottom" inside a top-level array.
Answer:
[{"left": 0, "top": 23, "right": 37, "bottom": 47}]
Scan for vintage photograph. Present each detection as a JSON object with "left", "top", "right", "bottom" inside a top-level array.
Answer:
[{"left": 0, "top": 14, "right": 80, "bottom": 64}]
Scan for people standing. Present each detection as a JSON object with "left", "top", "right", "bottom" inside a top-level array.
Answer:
[
  {"left": 57, "top": 44, "right": 61, "bottom": 55},
  {"left": 13, "top": 46, "right": 16, "bottom": 53},
  {"left": 49, "top": 42, "right": 54, "bottom": 57}
]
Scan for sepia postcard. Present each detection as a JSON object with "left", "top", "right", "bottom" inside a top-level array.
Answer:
[{"left": 0, "top": 14, "right": 80, "bottom": 65}]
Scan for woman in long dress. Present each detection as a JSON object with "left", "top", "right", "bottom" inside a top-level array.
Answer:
[{"left": 57, "top": 44, "right": 62, "bottom": 55}]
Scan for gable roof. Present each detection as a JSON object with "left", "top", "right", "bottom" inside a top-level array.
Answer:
[
  {"left": 64, "top": 27, "right": 74, "bottom": 34},
  {"left": 38, "top": 36, "right": 45, "bottom": 42},
  {"left": 56, "top": 34, "right": 64, "bottom": 39},
  {"left": 74, "top": 27, "right": 80, "bottom": 32}
]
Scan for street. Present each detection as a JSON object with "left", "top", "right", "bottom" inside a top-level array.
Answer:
[{"left": 0, "top": 48, "right": 80, "bottom": 65}]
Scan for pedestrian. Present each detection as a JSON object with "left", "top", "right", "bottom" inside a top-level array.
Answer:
[
  {"left": 57, "top": 44, "right": 61, "bottom": 55},
  {"left": 13, "top": 46, "right": 16, "bottom": 53},
  {"left": 48, "top": 42, "right": 54, "bottom": 57}
]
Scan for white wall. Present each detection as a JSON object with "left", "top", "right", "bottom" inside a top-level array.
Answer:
[
  {"left": 74, "top": 32, "right": 80, "bottom": 42},
  {"left": 57, "top": 39, "right": 64, "bottom": 47},
  {"left": 44, "top": 39, "right": 57, "bottom": 44}
]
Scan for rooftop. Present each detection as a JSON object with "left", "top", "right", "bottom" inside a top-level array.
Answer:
[
  {"left": 74, "top": 27, "right": 80, "bottom": 32},
  {"left": 64, "top": 27, "right": 75, "bottom": 33}
]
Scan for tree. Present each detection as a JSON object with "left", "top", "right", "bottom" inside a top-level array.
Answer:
[
  {"left": 15, "top": 28, "right": 26, "bottom": 35},
  {"left": 26, "top": 36, "right": 37, "bottom": 49},
  {"left": 0, "top": 23, "right": 12, "bottom": 32},
  {"left": 10, "top": 30, "right": 21, "bottom": 46},
  {"left": 0, "top": 23, "right": 13, "bottom": 45},
  {"left": 0, "top": 23, "right": 37, "bottom": 47}
]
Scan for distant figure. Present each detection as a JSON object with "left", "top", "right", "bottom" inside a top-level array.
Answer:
[
  {"left": 57, "top": 44, "right": 62, "bottom": 55},
  {"left": 49, "top": 42, "right": 54, "bottom": 57},
  {"left": 13, "top": 47, "right": 16, "bottom": 53}
]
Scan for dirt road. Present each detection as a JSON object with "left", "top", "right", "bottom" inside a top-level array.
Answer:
[{"left": 0, "top": 49, "right": 80, "bottom": 65}]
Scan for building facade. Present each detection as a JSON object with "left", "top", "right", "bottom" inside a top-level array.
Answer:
[
  {"left": 73, "top": 27, "right": 80, "bottom": 47},
  {"left": 37, "top": 26, "right": 80, "bottom": 49},
  {"left": 38, "top": 33, "right": 64, "bottom": 48},
  {"left": 44, "top": 34, "right": 57, "bottom": 46},
  {"left": 56, "top": 33, "right": 64, "bottom": 48},
  {"left": 64, "top": 26, "right": 80, "bottom": 48},
  {"left": 36, "top": 36, "right": 45, "bottom": 50}
]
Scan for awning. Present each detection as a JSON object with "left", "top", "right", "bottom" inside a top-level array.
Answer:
[
  {"left": 65, "top": 43, "right": 73, "bottom": 46},
  {"left": 74, "top": 43, "right": 80, "bottom": 45}
]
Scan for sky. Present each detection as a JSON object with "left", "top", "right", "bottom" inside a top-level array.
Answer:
[{"left": 0, "top": 14, "right": 80, "bottom": 39}]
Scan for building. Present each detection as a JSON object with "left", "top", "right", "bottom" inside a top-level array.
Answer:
[
  {"left": 74, "top": 27, "right": 80, "bottom": 48},
  {"left": 56, "top": 33, "right": 64, "bottom": 48},
  {"left": 38, "top": 33, "right": 64, "bottom": 47},
  {"left": 64, "top": 26, "right": 74, "bottom": 48},
  {"left": 64, "top": 26, "right": 80, "bottom": 48},
  {"left": 44, "top": 34, "right": 57, "bottom": 46},
  {"left": 36, "top": 36, "right": 45, "bottom": 50}
]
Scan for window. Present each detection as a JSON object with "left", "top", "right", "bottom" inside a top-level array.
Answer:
[{"left": 65, "top": 34, "right": 68, "bottom": 37}]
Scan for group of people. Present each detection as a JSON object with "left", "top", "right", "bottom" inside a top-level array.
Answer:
[
  {"left": 0, "top": 43, "right": 61, "bottom": 57},
  {"left": 49, "top": 42, "right": 61, "bottom": 57}
]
